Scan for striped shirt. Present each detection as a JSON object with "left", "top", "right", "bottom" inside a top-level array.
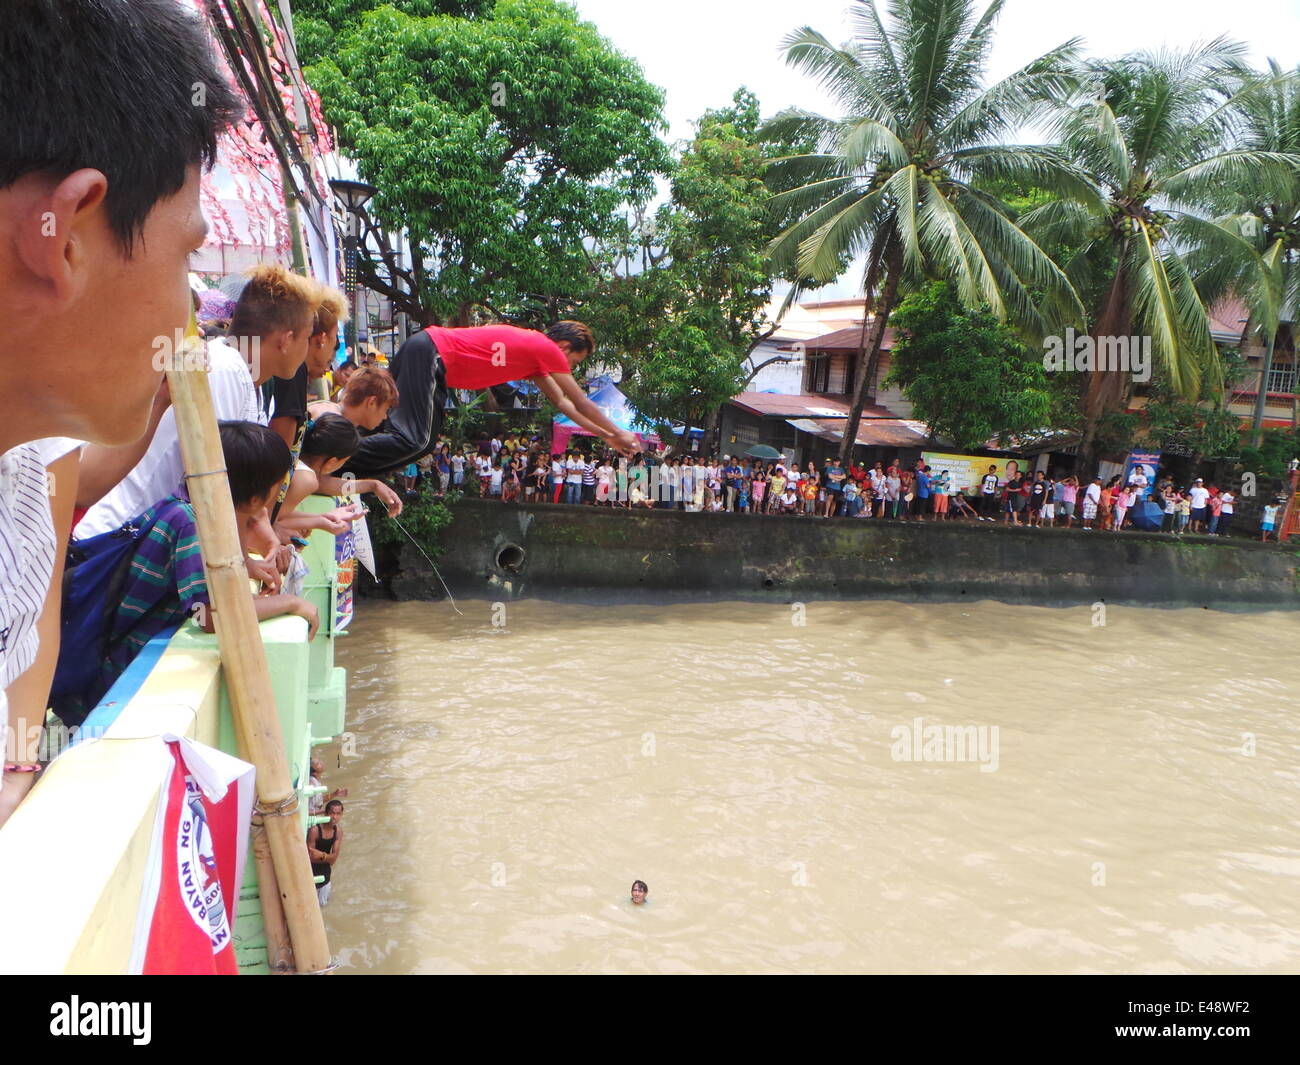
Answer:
[
  {"left": 1, "top": 437, "right": 81, "bottom": 768},
  {"left": 95, "top": 489, "right": 209, "bottom": 704},
  {"left": 0, "top": 438, "right": 82, "bottom": 693}
]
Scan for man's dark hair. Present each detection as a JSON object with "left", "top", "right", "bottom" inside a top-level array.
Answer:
[
  {"left": 218, "top": 420, "right": 292, "bottom": 505},
  {"left": 545, "top": 320, "right": 594, "bottom": 355},
  {"left": 324, "top": 799, "right": 344, "bottom": 814},
  {"left": 1, "top": 0, "right": 240, "bottom": 252}
]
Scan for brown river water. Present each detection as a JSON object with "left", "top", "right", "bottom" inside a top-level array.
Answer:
[{"left": 325, "top": 598, "right": 1300, "bottom": 974}]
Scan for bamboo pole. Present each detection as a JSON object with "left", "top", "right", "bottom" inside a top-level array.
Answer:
[
  {"left": 166, "top": 329, "right": 332, "bottom": 974},
  {"left": 250, "top": 814, "right": 295, "bottom": 973}
]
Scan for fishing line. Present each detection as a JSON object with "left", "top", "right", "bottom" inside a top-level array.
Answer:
[{"left": 384, "top": 512, "right": 464, "bottom": 616}]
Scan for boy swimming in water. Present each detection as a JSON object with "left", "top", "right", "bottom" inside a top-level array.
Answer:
[{"left": 630, "top": 880, "right": 648, "bottom": 905}]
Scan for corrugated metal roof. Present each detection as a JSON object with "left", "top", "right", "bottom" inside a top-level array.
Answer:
[
  {"left": 730, "top": 391, "right": 904, "bottom": 419},
  {"left": 789, "top": 416, "right": 931, "bottom": 448},
  {"left": 781, "top": 322, "right": 897, "bottom": 353}
]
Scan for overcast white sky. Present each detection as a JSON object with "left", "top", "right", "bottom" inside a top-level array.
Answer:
[{"left": 569, "top": 0, "right": 1300, "bottom": 298}]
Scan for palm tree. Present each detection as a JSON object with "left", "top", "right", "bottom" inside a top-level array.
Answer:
[
  {"left": 1025, "top": 40, "right": 1300, "bottom": 460},
  {"left": 764, "top": 0, "right": 1088, "bottom": 463},
  {"left": 1186, "top": 59, "right": 1300, "bottom": 445}
]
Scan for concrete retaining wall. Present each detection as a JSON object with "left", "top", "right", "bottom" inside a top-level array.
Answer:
[{"left": 386, "top": 499, "right": 1300, "bottom": 610}]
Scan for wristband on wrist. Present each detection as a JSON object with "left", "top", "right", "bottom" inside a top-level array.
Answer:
[{"left": 4, "top": 762, "right": 41, "bottom": 774}]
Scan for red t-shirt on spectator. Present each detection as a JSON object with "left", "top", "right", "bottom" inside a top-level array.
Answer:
[{"left": 425, "top": 325, "right": 571, "bottom": 389}]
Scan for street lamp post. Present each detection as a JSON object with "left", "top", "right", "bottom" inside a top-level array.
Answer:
[{"left": 329, "top": 178, "right": 378, "bottom": 359}]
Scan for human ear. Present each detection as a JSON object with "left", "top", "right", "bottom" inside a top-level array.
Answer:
[{"left": 14, "top": 169, "right": 110, "bottom": 303}]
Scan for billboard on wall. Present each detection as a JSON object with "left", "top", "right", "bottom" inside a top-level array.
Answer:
[
  {"left": 1123, "top": 451, "right": 1161, "bottom": 500},
  {"left": 921, "top": 452, "right": 1029, "bottom": 493}
]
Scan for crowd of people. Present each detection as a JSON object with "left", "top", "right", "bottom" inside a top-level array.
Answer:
[
  {"left": 441, "top": 442, "right": 1286, "bottom": 540},
  {"left": 0, "top": 1, "right": 1293, "bottom": 857},
  {"left": 0, "top": 0, "right": 646, "bottom": 857}
]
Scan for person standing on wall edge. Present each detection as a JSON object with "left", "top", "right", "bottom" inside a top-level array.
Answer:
[{"left": 340, "top": 321, "right": 639, "bottom": 477}]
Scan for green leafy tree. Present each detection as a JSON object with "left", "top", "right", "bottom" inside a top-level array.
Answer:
[
  {"left": 1024, "top": 42, "right": 1300, "bottom": 460},
  {"left": 298, "top": 0, "right": 671, "bottom": 326},
  {"left": 1239, "top": 427, "right": 1300, "bottom": 477},
  {"left": 584, "top": 90, "right": 792, "bottom": 439},
  {"left": 763, "top": 0, "right": 1087, "bottom": 465},
  {"left": 295, "top": 0, "right": 489, "bottom": 49},
  {"left": 885, "top": 281, "right": 1053, "bottom": 449},
  {"left": 1094, "top": 350, "right": 1248, "bottom": 461},
  {"left": 1186, "top": 59, "right": 1300, "bottom": 446}
]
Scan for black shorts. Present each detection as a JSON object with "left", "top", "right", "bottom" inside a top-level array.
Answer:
[{"left": 340, "top": 331, "right": 447, "bottom": 477}]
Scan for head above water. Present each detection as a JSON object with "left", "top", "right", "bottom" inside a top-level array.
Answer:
[
  {"left": 630, "top": 880, "right": 648, "bottom": 904},
  {"left": 0, "top": 0, "right": 239, "bottom": 451}
]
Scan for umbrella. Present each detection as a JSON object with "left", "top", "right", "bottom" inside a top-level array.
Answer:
[{"left": 745, "top": 444, "right": 783, "bottom": 460}]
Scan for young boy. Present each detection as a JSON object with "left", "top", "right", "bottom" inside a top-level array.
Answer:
[
  {"left": 87, "top": 422, "right": 319, "bottom": 713},
  {"left": 843, "top": 476, "right": 861, "bottom": 517},
  {"left": 801, "top": 477, "right": 818, "bottom": 516},
  {"left": 1261, "top": 500, "right": 1282, "bottom": 542}
]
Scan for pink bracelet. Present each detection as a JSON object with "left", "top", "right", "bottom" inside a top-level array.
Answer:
[{"left": 3, "top": 762, "right": 41, "bottom": 774}]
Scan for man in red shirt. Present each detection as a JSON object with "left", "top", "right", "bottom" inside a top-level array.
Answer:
[{"left": 342, "top": 320, "right": 638, "bottom": 475}]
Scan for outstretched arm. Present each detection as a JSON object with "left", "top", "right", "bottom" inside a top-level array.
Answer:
[{"left": 534, "top": 373, "right": 638, "bottom": 455}]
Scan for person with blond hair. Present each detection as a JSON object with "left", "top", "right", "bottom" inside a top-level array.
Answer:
[
  {"left": 307, "top": 289, "right": 349, "bottom": 402},
  {"left": 268, "top": 280, "right": 348, "bottom": 460}
]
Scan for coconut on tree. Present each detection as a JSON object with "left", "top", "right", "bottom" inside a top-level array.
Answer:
[{"left": 763, "top": 0, "right": 1088, "bottom": 464}]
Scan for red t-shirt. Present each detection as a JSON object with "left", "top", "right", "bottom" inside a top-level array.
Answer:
[{"left": 425, "top": 325, "right": 570, "bottom": 389}]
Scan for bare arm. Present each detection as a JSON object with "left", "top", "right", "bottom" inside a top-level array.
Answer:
[
  {"left": 198, "top": 593, "right": 319, "bottom": 641},
  {"left": 315, "top": 473, "right": 403, "bottom": 517},
  {"left": 306, "top": 826, "right": 327, "bottom": 862},
  {"left": 269, "top": 415, "right": 298, "bottom": 452},
  {"left": 534, "top": 373, "right": 638, "bottom": 455},
  {"left": 278, "top": 465, "right": 318, "bottom": 519}
]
